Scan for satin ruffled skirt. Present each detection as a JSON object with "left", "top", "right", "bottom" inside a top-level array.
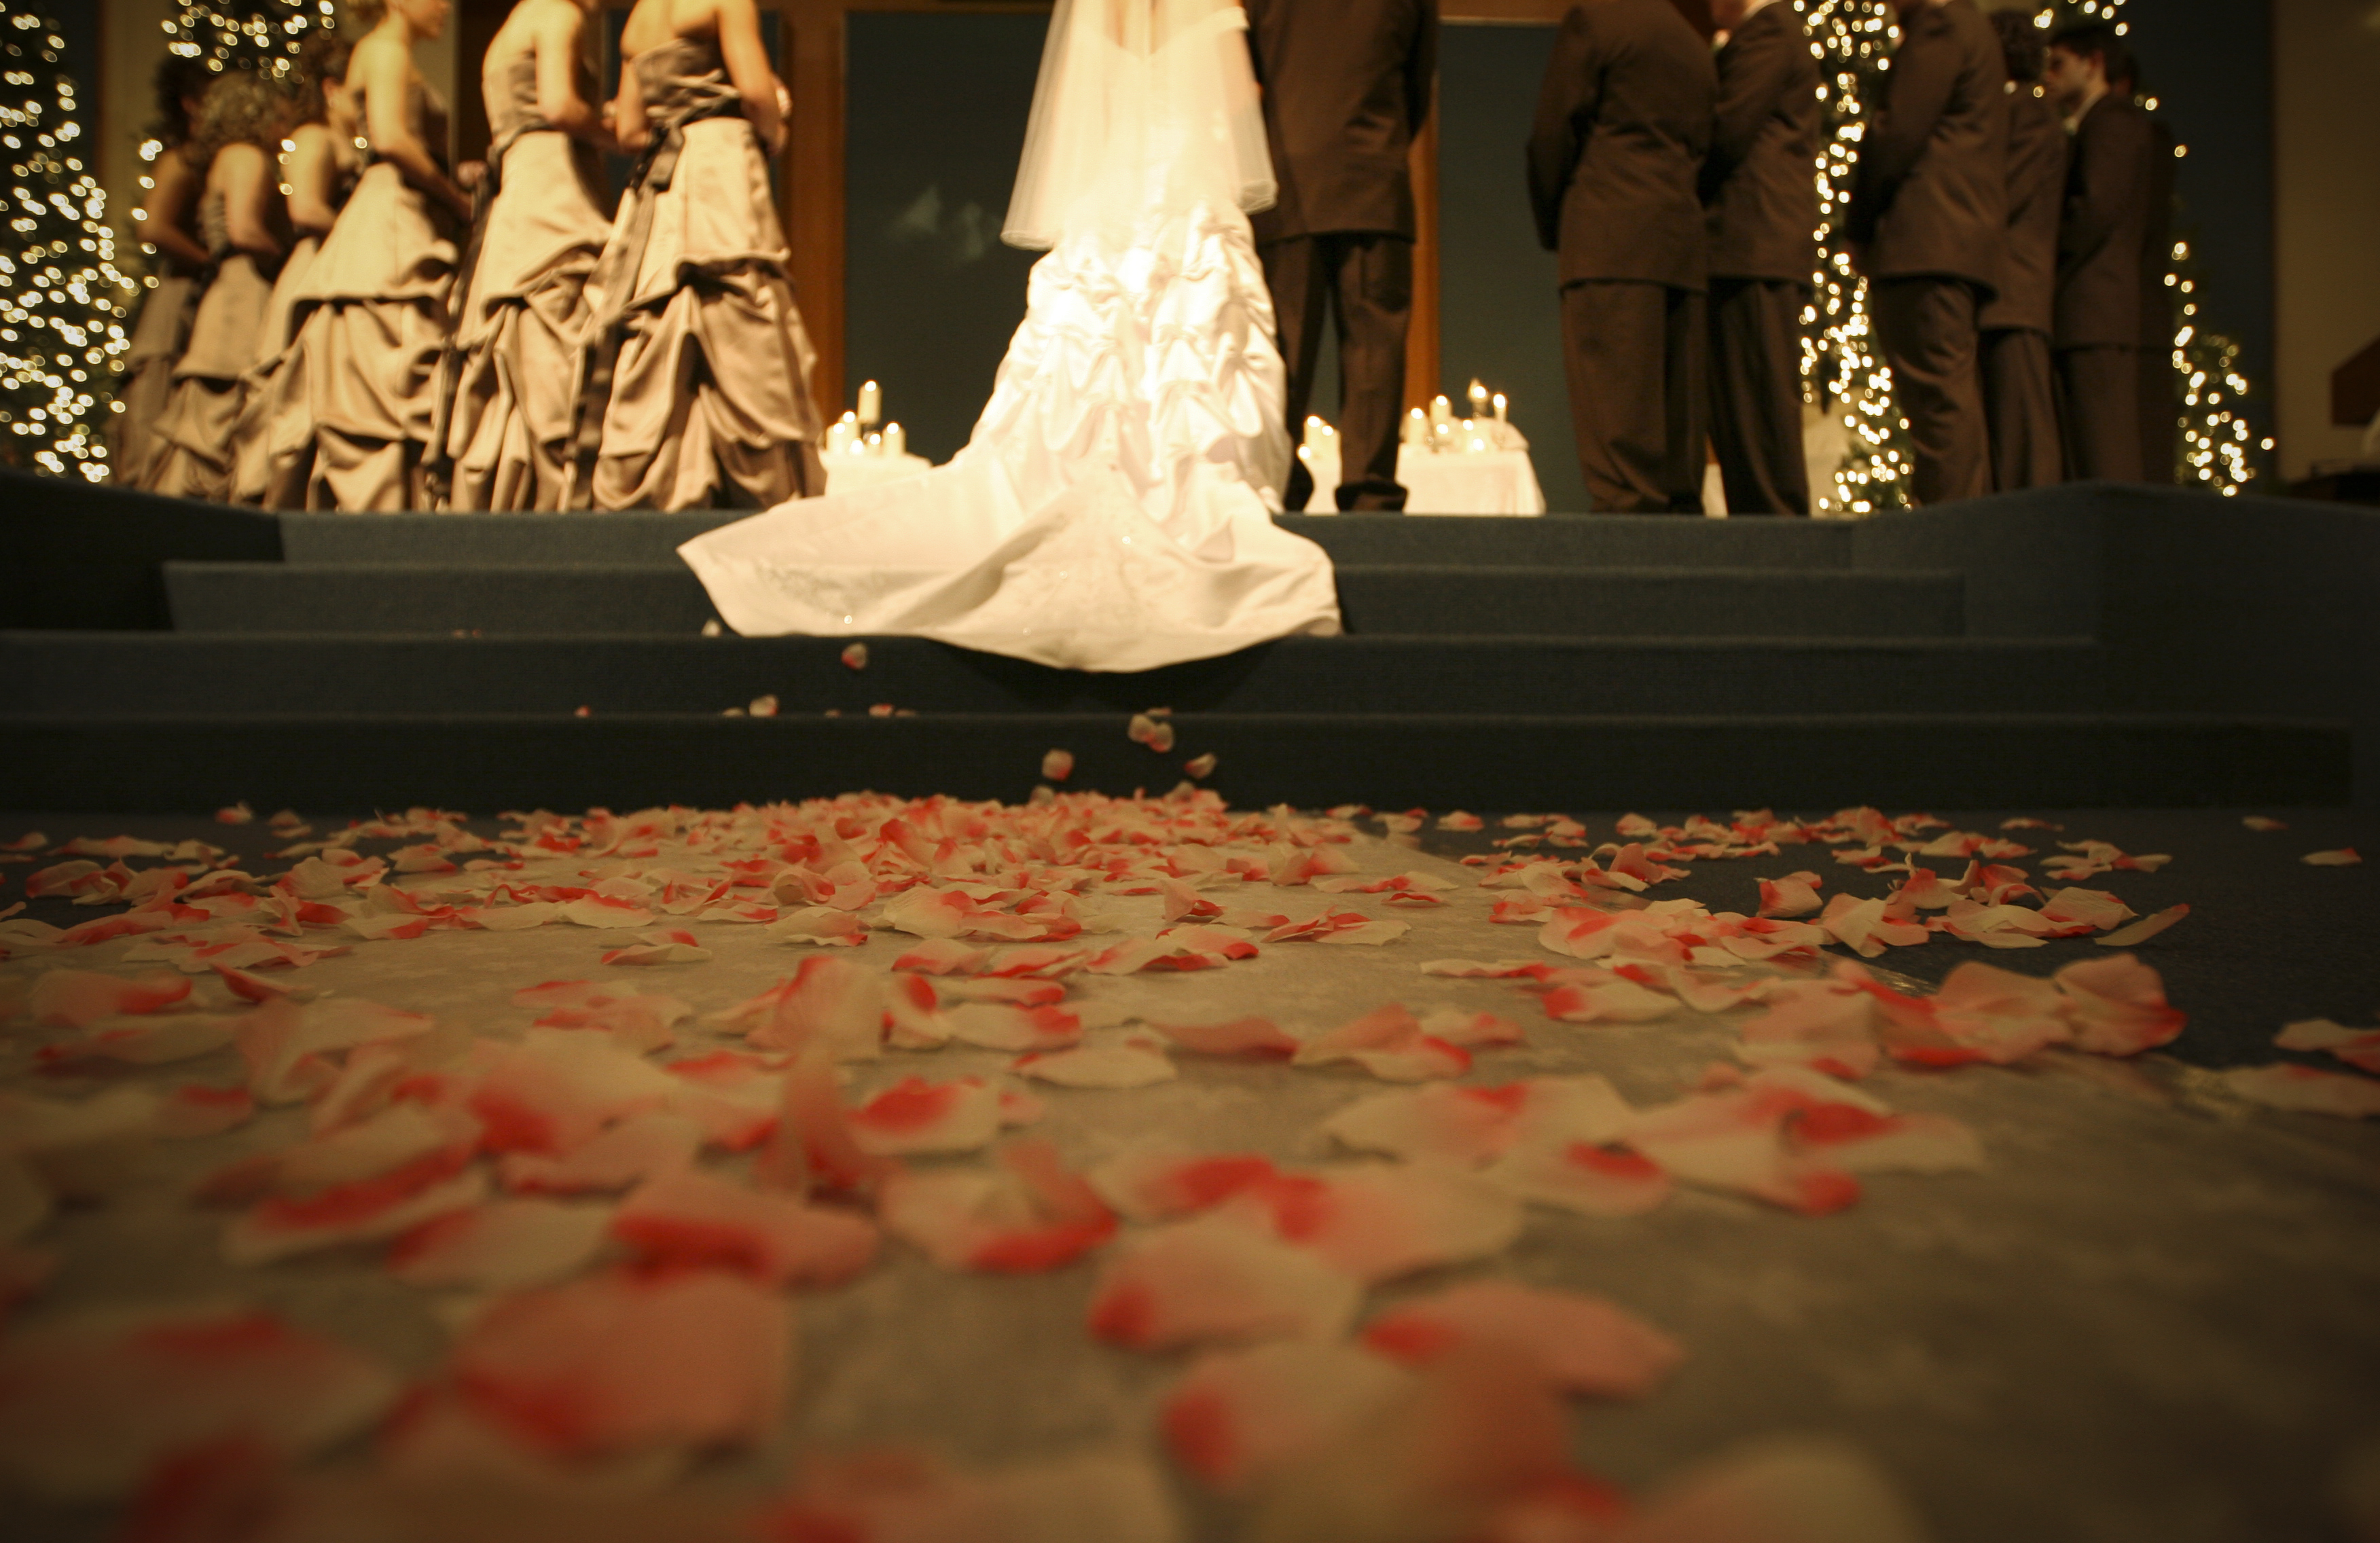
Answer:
[
  {"left": 147, "top": 254, "right": 277, "bottom": 501},
  {"left": 287, "top": 162, "right": 459, "bottom": 511},
  {"left": 680, "top": 202, "right": 1341, "bottom": 673},
  {"left": 230, "top": 234, "right": 322, "bottom": 509},
  {"left": 446, "top": 132, "right": 611, "bottom": 511},
  {"left": 109, "top": 275, "right": 198, "bottom": 490},
  {"left": 590, "top": 117, "right": 825, "bottom": 512}
]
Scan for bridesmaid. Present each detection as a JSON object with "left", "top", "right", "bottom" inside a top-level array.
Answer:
[
  {"left": 143, "top": 71, "right": 289, "bottom": 501},
  {"left": 438, "top": 0, "right": 616, "bottom": 510},
  {"left": 233, "top": 34, "right": 360, "bottom": 507},
  {"left": 289, "top": 0, "right": 475, "bottom": 511},
  {"left": 570, "top": 0, "right": 825, "bottom": 511},
  {"left": 111, "top": 55, "right": 213, "bottom": 489}
]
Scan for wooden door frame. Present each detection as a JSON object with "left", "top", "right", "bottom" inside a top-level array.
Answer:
[{"left": 460, "top": 0, "right": 1698, "bottom": 417}]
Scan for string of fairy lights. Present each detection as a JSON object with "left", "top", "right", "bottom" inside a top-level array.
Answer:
[{"left": 1801, "top": 0, "right": 2267, "bottom": 511}]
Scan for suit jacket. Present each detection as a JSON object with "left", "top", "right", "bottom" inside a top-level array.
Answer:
[
  {"left": 1846, "top": 0, "right": 2007, "bottom": 291},
  {"left": 1526, "top": 0, "right": 1716, "bottom": 290},
  {"left": 1980, "top": 83, "right": 2066, "bottom": 333},
  {"left": 2053, "top": 92, "right": 2153, "bottom": 347},
  {"left": 1702, "top": 1, "right": 1822, "bottom": 285},
  {"left": 1246, "top": 0, "right": 1438, "bottom": 242}
]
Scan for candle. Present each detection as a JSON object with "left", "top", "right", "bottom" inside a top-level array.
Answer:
[
  {"left": 1467, "top": 378, "right": 1489, "bottom": 418},
  {"left": 1493, "top": 392, "right": 1509, "bottom": 422},
  {"left": 857, "top": 380, "right": 882, "bottom": 427},
  {"left": 884, "top": 422, "right": 905, "bottom": 458},
  {"left": 828, "top": 414, "right": 856, "bottom": 456},
  {"left": 1303, "top": 414, "right": 1329, "bottom": 451},
  {"left": 1429, "top": 395, "right": 1452, "bottom": 429},
  {"left": 1403, "top": 407, "right": 1428, "bottom": 446},
  {"left": 865, "top": 431, "right": 883, "bottom": 457}
]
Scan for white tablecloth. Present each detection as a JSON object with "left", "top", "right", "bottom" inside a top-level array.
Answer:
[
  {"left": 1295, "top": 440, "right": 1547, "bottom": 516},
  {"left": 821, "top": 452, "right": 935, "bottom": 495}
]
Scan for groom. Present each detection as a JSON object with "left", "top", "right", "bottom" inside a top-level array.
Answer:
[{"left": 1244, "top": 0, "right": 1439, "bottom": 513}]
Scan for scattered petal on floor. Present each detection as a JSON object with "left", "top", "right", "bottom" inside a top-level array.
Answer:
[
  {"left": 443, "top": 1270, "right": 791, "bottom": 1461},
  {"left": 1087, "top": 1212, "right": 1361, "bottom": 1350},
  {"left": 1161, "top": 1340, "right": 1416, "bottom": 1493},
  {"left": 0, "top": 1305, "right": 400, "bottom": 1500},
  {"left": 2218, "top": 1064, "right": 2380, "bottom": 1119},
  {"left": 1360, "top": 1279, "right": 1684, "bottom": 1399}
]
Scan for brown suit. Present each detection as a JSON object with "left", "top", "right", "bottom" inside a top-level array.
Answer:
[
  {"left": 1248, "top": 0, "right": 1437, "bottom": 512},
  {"left": 1980, "top": 83, "right": 2066, "bottom": 491},
  {"left": 2053, "top": 91, "right": 2155, "bottom": 482},
  {"left": 1527, "top": 0, "right": 1716, "bottom": 513},
  {"left": 1702, "top": 0, "right": 1820, "bottom": 515},
  {"left": 1847, "top": 0, "right": 2006, "bottom": 506}
]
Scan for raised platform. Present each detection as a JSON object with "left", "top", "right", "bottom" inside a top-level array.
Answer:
[{"left": 3, "top": 473, "right": 2372, "bottom": 811}]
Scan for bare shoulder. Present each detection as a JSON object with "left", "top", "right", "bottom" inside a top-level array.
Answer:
[{"left": 619, "top": 0, "right": 699, "bottom": 55}]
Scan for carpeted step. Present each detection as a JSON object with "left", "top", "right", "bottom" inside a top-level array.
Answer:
[
  {"left": 273, "top": 510, "right": 1861, "bottom": 572},
  {"left": 0, "top": 711, "right": 2345, "bottom": 813},
  {"left": 0, "top": 632, "right": 2104, "bottom": 716},
  {"left": 163, "top": 562, "right": 1965, "bottom": 640}
]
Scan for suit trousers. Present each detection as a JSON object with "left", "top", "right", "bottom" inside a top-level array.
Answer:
[
  {"left": 1708, "top": 278, "right": 1809, "bottom": 515},
  {"left": 2055, "top": 344, "right": 2144, "bottom": 482},
  {"left": 1262, "top": 233, "right": 1411, "bottom": 512},
  {"left": 1559, "top": 279, "right": 1708, "bottom": 513},
  {"left": 1979, "top": 326, "right": 2061, "bottom": 492},
  {"left": 1871, "top": 277, "right": 1989, "bottom": 506}
]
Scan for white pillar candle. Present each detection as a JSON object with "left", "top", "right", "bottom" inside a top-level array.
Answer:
[
  {"left": 1429, "top": 395, "right": 1452, "bottom": 429},
  {"left": 885, "top": 422, "right": 905, "bottom": 458},
  {"left": 1468, "top": 378, "right": 1490, "bottom": 418},
  {"left": 857, "top": 380, "right": 883, "bottom": 427},
  {"left": 828, "top": 414, "right": 856, "bottom": 456},
  {"left": 1404, "top": 407, "right": 1428, "bottom": 446},
  {"left": 1493, "top": 392, "right": 1509, "bottom": 422}
]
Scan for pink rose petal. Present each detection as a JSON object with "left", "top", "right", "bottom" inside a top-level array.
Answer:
[
  {"left": 610, "top": 1169, "right": 878, "bottom": 1288},
  {"left": 0, "top": 1307, "right": 399, "bottom": 1500},
  {"left": 445, "top": 1270, "right": 791, "bottom": 1460},
  {"left": 1360, "top": 1280, "right": 1684, "bottom": 1398}
]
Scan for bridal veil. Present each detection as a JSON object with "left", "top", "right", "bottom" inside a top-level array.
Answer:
[{"left": 1003, "top": 0, "right": 1277, "bottom": 249}]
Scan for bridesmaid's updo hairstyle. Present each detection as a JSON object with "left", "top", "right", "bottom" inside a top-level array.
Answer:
[
  {"left": 286, "top": 31, "right": 356, "bottom": 128},
  {"left": 148, "top": 52, "right": 215, "bottom": 149},
  {"left": 188, "top": 70, "right": 286, "bottom": 174}
]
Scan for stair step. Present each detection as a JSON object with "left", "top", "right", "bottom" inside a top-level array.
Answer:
[
  {"left": 163, "top": 563, "right": 1964, "bottom": 640},
  {"left": 1333, "top": 566, "right": 1962, "bottom": 638},
  {"left": 273, "top": 510, "right": 1860, "bottom": 573},
  {"left": 0, "top": 712, "right": 2345, "bottom": 814},
  {"left": 0, "top": 633, "right": 2101, "bottom": 716}
]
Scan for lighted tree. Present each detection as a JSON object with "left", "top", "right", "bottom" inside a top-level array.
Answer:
[
  {"left": 1802, "top": 0, "right": 1913, "bottom": 515},
  {"left": 0, "top": 1, "right": 137, "bottom": 479}
]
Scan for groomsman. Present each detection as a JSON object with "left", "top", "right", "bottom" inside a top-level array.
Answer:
[
  {"left": 1701, "top": 0, "right": 1820, "bottom": 515},
  {"left": 2044, "top": 22, "right": 2153, "bottom": 482},
  {"left": 1979, "top": 9, "right": 2067, "bottom": 492},
  {"left": 1528, "top": 0, "right": 1715, "bottom": 513},
  {"left": 1245, "top": 0, "right": 1439, "bottom": 513},
  {"left": 1846, "top": 0, "right": 2007, "bottom": 507}
]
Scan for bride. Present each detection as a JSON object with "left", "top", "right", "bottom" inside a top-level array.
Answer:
[{"left": 678, "top": 0, "right": 1343, "bottom": 672}]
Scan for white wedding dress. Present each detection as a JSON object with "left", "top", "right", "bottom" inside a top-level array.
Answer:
[{"left": 678, "top": 0, "right": 1342, "bottom": 672}]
